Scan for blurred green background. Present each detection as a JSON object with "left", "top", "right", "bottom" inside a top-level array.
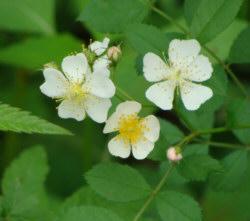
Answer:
[{"left": 0, "top": 0, "right": 249, "bottom": 220}]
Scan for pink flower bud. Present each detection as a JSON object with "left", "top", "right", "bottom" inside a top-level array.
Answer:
[
  {"left": 107, "top": 46, "right": 122, "bottom": 62},
  {"left": 167, "top": 147, "right": 182, "bottom": 162}
]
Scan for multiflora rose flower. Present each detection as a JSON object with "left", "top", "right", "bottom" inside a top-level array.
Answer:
[
  {"left": 103, "top": 101, "right": 160, "bottom": 160},
  {"left": 143, "top": 39, "right": 213, "bottom": 111},
  {"left": 40, "top": 53, "right": 115, "bottom": 122},
  {"left": 167, "top": 146, "right": 182, "bottom": 162}
]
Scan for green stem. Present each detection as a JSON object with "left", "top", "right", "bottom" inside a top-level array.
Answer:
[
  {"left": 174, "top": 107, "right": 196, "bottom": 131},
  {"left": 141, "top": 0, "right": 249, "bottom": 99},
  {"left": 133, "top": 163, "right": 176, "bottom": 221},
  {"left": 193, "top": 138, "right": 250, "bottom": 150},
  {"left": 115, "top": 94, "right": 125, "bottom": 102},
  {"left": 116, "top": 86, "right": 136, "bottom": 101},
  {"left": 199, "top": 124, "right": 250, "bottom": 135}
]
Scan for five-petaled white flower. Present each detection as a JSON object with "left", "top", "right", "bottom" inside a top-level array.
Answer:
[
  {"left": 40, "top": 53, "right": 115, "bottom": 122},
  {"left": 143, "top": 39, "right": 213, "bottom": 111},
  {"left": 103, "top": 101, "right": 160, "bottom": 160},
  {"left": 91, "top": 37, "right": 111, "bottom": 72}
]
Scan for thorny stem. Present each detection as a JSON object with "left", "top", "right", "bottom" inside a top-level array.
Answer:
[
  {"left": 133, "top": 163, "right": 176, "bottom": 221},
  {"left": 194, "top": 138, "right": 250, "bottom": 150},
  {"left": 133, "top": 123, "right": 250, "bottom": 220},
  {"left": 140, "top": 0, "right": 249, "bottom": 99}
]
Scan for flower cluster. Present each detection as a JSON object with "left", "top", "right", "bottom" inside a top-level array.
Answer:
[{"left": 40, "top": 38, "right": 213, "bottom": 160}]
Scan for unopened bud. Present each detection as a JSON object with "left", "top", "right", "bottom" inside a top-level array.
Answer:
[
  {"left": 167, "top": 146, "right": 182, "bottom": 162},
  {"left": 44, "top": 61, "right": 58, "bottom": 70},
  {"left": 107, "top": 46, "right": 122, "bottom": 63}
]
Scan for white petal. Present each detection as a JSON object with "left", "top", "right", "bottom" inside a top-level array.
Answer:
[
  {"left": 84, "top": 96, "right": 111, "bottom": 123},
  {"left": 62, "top": 53, "right": 88, "bottom": 83},
  {"left": 132, "top": 138, "right": 154, "bottom": 160},
  {"left": 84, "top": 72, "right": 115, "bottom": 99},
  {"left": 143, "top": 53, "right": 170, "bottom": 82},
  {"left": 103, "top": 112, "right": 120, "bottom": 133},
  {"left": 90, "top": 37, "right": 110, "bottom": 56},
  {"left": 168, "top": 39, "right": 201, "bottom": 69},
  {"left": 180, "top": 80, "right": 213, "bottom": 110},
  {"left": 108, "top": 136, "right": 131, "bottom": 158},
  {"left": 183, "top": 55, "right": 213, "bottom": 82},
  {"left": 141, "top": 115, "right": 160, "bottom": 142},
  {"left": 146, "top": 80, "right": 176, "bottom": 110},
  {"left": 58, "top": 99, "right": 86, "bottom": 121},
  {"left": 93, "top": 55, "right": 111, "bottom": 75},
  {"left": 40, "top": 68, "right": 69, "bottom": 97},
  {"left": 116, "top": 101, "right": 141, "bottom": 116}
]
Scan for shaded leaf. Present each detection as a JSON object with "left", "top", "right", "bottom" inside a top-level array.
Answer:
[
  {"left": 186, "top": 0, "right": 244, "bottom": 43},
  {"left": 229, "top": 25, "right": 250, "bottom": 64},
  {"left": 177, "top": 154, "right": 223, "bottom": 181},
  {"left": 78, "top": 0, "right": 148, "bottom": 33},
  {"left": 85, "top": 162, "right": 151, "bottom": 202},
  {"left": 210, "top": 150, "right": 248, "bottom": 192},
  {"left": 156, "top": 191, "right": 202, "bottom": 221},
  {"left": 0, "top": 34, "right": 82, "bottom": 70},
  {"left": 0, "top": 0, "right": 55, "bottom": 35}
]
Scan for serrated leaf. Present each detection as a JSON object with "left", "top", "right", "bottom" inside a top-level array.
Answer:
[
  {"left": 210, "top": 150, "right": 247, "bottom": 192},
  {"left": 63, "top": 186, "right": 149, "bottom": 221},
  {"left": 0, "top": 34, "right": 82, "bottom": 70},
  {"left": 177, "top": 154, "right": 223, "bottom": 181},
  {"left": 2, "top": 146, "right": 48, "bottom": 216},
  {"left": 85, "top": 162, "right": 151, "bottom": 202},
  {"left": 125, "top": 23, "right": 185, "bottom": 57},
  {"left": 148, "top": 118, "right": 184, "bottom": 161},
  {"left": 186, "top": 0, "right": 244, "bottom": 43},
  {"left": 229, "top": 25, "right": 250, "bottom": 64},
  {"left": 0, "top": 0, "right": 55, "bottom": 35},
  {"left": 156, "top": 191, "right": 202, "bottom": 221},
  {"left": 78, "top": 0, "right": 148, "bottom": 33},
  {"left": 0, "top": 102, "right": 72, "bottom": 135},
  {"left": 56, "top": 206, "right": 123, "bottom": 221},
  {"left": 226, "top": 97, "right": 250, "bottom": 145},
  {"left": 183, "top": 143, "right": 209, "bottom": 157}
]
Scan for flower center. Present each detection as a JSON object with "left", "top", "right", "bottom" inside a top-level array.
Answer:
[
  {"left": 68, "top": 82, "right": 85, "bottom": 99},
  {"left": 115, "top": 114, "right": 149, "bottom": 147}
]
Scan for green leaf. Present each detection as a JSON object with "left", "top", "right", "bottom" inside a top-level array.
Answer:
[
  {"left": 0, "top": 34, "right": 82, "bottom": 70},
  {"left": 229, "top": 25, "right": 250, "bottom": 64},
  {"left": 183, "top": 143, "right": 209, "bottom": 157},
  {"left": 226, "top": 97, "right": 250, "bottom": 145},
  {"left": 148, "top": 118, "right": 184, "bottom": 161},
  {"left": 0, "top": 102, "right": 72, "bottom": 135},
  {"left": 201, "top": 65, "right": 228, "bottom": 112},
  {"left": 186, "top": 0, "right": 245, "bottom": 43},
  {"left": 56, "top": 206, "right": 123, "bottom": 221},
  {"left": 78, "top": 0, "right": 148, "bottom": 33},
  {"left": 2, "top": 146, "right": 48, "bottom": 215},
  {"left": 125, "top": 23, "right": 185, "bottom": 57},
  {"left": 0, "top": 0, "right": 55, "bottom": 35},
  {"left": 177, "top": 154, "right": 223, "bottom": 181},
  {"left": 156, "top": 191, "right": 202, "bottom": 221},
  {"left": 63, "top": 186, "right": 148, "bottom": 221},
  {"left": 85, "top": 162, "right": 151, "bottom": 202},
  {"left": 210, "top": 150, "right": 248, "bottom": 192}
]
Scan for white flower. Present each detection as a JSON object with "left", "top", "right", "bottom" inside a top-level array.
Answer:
[
  {"left": 103, "top": 101, "right": 160, "bottom": 160},
  {"left": 143, "top": 39, "right": 213, "bottom": 111},
  {"left": 167, "top": 147, "right": 182, "bottom": 162},
  {"left": 90, "top": 37, "right": 111, "bottom": 72},
  {"left": 40, "top": 53, "right": 115, "bottom": 122},
  {"left": 90, "top": 37, "right": 110, "bottom": 56}
]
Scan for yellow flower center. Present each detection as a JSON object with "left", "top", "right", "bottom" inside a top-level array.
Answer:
[
  {"left": 115, "top": 113, "right": 149, "bottom": 147},
  {"left": 69, "top": 82, "right": 85, "bottom": 99}
]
